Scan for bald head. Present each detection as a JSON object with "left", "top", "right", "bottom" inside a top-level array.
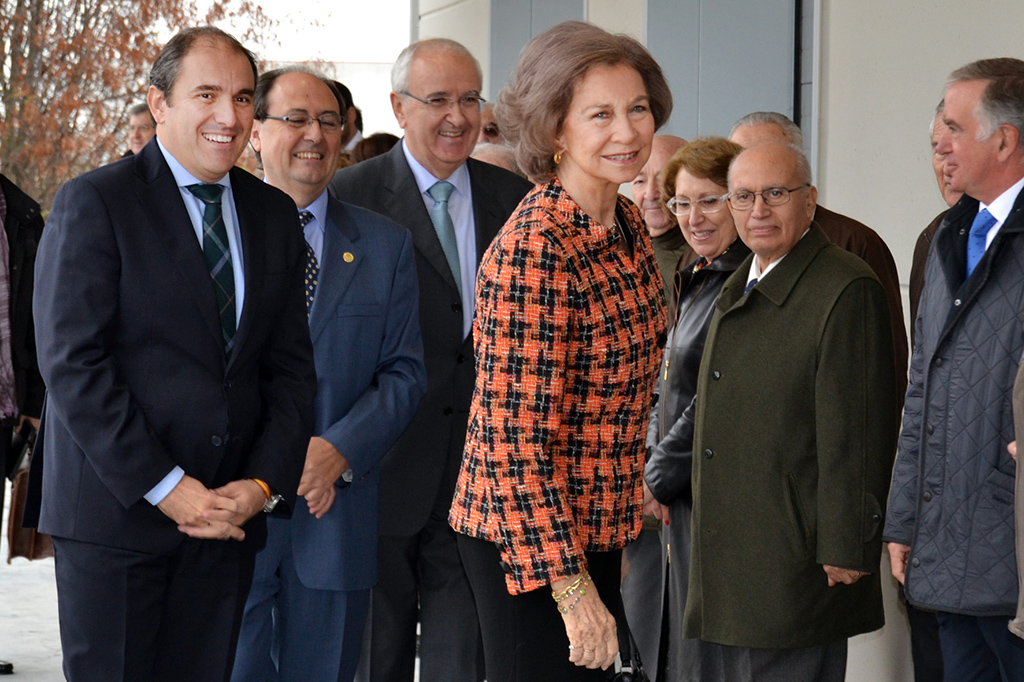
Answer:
[
  {"left": 728, "top": 142, "right": 817, "bottom": 268},
  {"left": 729, "top": 112, "right": 803, "bottom": 149},
  {"left": 631, "top": 134, "right": 688, "bottom": 237}
]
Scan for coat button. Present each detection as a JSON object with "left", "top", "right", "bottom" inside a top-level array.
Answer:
[
  {"left": 872, "top": 514, "right": 881, "bottom": 522},
  {"left": 457, "top": 354, "right": 466, "bottom": 364},
  {"left": 443, "top": 407, "right": 454, "bottom": 416},
  {"left": 911, "top": 557, "right": 920, "bottom": 567},
  {"left": 452, "top": 303, "right": 463, "bottom": 313},
  {"left": 712, "top": 370, "right": 721, "bottom": 380},
  {"left": 211, "top": 435, "right": 223, "bottom": 447},
  {"left": 953, "top": 299, "right": 961, "bottom": 307},
  {"left": 923, "top": 491, "right": 932, "bottom": 502},
  {"left": 926, "top": 424, "right": 934, "bottom": 435},
  {"left": 934, "top": 358, "right": 943, "bottom": 367},
  {"left": 703, "top": 449, "right": 714, "bottom": 459}
]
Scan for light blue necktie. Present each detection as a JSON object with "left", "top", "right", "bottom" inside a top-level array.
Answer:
[
  {"left": 427, "top": 181, "right": 462, "bottom": 297},
  {"left": 966, "top": 208, "right": 997, "bottom": 278}
]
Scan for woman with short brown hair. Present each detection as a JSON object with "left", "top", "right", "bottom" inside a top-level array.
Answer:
[{"left": 448, "top": 20, "right": 671, "bottom": 681}]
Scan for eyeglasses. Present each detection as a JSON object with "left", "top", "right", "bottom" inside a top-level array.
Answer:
[
  {"left": 665, "top": 194, "right": 728, "bottom": 216},
  {"left": 261, "top": 113, "right": 345, "bottom": 133},
  {"left": 401, "top": 91, "right": 486, "bottom": 112},
  {"left": 726, "top": 184, "right": 810, "bottom": 211}
]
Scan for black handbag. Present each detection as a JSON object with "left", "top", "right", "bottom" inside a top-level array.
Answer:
[{"left": 609, "top": 629, "right": 650, "bottom": 682}]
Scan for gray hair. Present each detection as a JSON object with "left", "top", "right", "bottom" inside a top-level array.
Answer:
[
  {"left": 731, "top": 111, "right": 804, "bottom": 149},
  {"left": 128, "top": 102, "right": 154, "bottom": 122},
  {"left": 948, "top": 58, "right": 1024, "bottom": 141},
  {"left": 150, "top": 26, "right": 257, "bottom": 102},
  {"left": 391, "top": 38, "right": 482, "bottom": 94}
]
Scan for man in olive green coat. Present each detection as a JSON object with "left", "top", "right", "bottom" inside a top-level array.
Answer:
[{"left": 682, "top": 142, "right": 900, "bottom": 681}]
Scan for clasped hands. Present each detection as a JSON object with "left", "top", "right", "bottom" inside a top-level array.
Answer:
[{"left": 157, "top": 475, "right": 265, "bottom": 541}]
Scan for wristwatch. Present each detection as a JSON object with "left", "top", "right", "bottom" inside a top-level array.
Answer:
[{"left": 263, "top": 493, "right": 283, "bottom": 514}]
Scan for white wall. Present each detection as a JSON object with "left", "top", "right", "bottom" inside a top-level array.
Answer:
[
  {"left": 812, "top": 2, "right": 1024, "bottom": 680},
  {"left": 817, "top": 0, "right": 1024, "bottom": 304}
]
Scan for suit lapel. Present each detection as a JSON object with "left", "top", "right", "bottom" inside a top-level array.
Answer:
[
  {"left": 229, "top": 168, "right": 266, "bottom": 369},
  {"left": 309, "top": 198, "right": 362, "bottom": 344},
  {"left": 387, "top": 145, "right": 461, "bottom": 294},
  {"left": 135, "top": 143, "right": 223, "bottom": 349},
  {"left": 467, "top": 158, "right": 506, "bottom": 262}
]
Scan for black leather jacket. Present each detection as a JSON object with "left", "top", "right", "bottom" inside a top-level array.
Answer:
[{"left": 644, "top": 239, "right": 750, "bottom": 504}]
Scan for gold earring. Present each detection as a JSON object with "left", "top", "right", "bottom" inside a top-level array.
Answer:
[{"left": 554, "top": 151, "right": 562, "bottom": 165}]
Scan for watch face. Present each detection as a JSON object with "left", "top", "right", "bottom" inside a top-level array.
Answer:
[{"left": 264, "top": 494, "right": 283, "bottom": 513}]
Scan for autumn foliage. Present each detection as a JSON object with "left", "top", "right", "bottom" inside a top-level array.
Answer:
[{"left": 0, "top": 0, "right": 275, "bottom": 210}]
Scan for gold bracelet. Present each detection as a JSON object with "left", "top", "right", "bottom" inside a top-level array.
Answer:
[{"left": 551, "top": 571, "right": 590, "bottom": 603}]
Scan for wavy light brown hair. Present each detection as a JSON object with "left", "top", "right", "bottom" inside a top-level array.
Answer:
[
  {"left": 658, "top": 137, "right": 743, "bottom": 214},
  {"left": 496, "top": 21, "right": 673, "bottom": 183}
]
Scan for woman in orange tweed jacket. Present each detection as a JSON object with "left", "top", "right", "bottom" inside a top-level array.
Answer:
[{"left": 448, "top": 20, "right": 672, "bottom": 681}]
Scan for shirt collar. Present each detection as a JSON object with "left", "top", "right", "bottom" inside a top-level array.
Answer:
[
  {"left": 980, "top": 175, "right": 1024, "bottom": 225},
  {"left": 401, "top": 139, "right": 470, "bottom": 201},
  {"left": 299, "top": 189, "right": 330, "bottom": 234},
  {"left": 157, "top": 138, "right": 232, "bottom": 193}
]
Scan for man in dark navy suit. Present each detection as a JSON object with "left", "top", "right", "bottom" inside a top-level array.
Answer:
[
  {"left": 30, "top": 27, "right": 316, "bottom": 682},
  {"left": 231, "top": 66, "right": 426, "bottom": 682}
]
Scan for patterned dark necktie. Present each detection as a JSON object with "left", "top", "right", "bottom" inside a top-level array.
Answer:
[
  {"left": 299, "top": 211, "right": 318, "bottom": 315},
  {"left": 187, "top": 183, "right": 235, "bottom": 354}
]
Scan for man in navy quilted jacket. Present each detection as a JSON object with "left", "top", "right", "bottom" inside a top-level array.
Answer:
[{"left": 884, "top": 58, "right": 1024, "bottom": 679}]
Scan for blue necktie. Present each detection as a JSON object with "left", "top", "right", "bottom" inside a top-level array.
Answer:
[
  {"left": 966, "top": 208, "right": 997, "bottom": 278},
  {"left": 427, "top": 181, "right": 462, "bottom": 297},
  {"left": 744, "top": 278, "right": 758, "bottom": 295},
  {"left": 187, "top": 183, "right": 235, "bottom": 353},
  {"left": 298, "top": 211, "right": 318, "bottom": 316}
]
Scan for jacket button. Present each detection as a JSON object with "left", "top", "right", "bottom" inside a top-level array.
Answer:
[
  {"left": 923, "top": 491, "right": 932, "bottom": 502},
  {"left": 452, "top": 303, "right": 463, "bottom": 313},
  {"left": 712, "top": 370, "right": 721, "bottom": 380},
  {"left": 872, "top": 514, "right": 881, "bottom": 522},
  {"left": 934, "top": 358, "right": 943, "bottom": 367},
  {"left": 703, "top": 449, "right": 714, "bottom": 459},
  {"left": 953, "top": 299, "right": 961, "bottom": 307},
  {"left": 211, "top": 435, "right": 223, "bottom": 447},
  {"left": 443, "top": 407, "right": 454, "bottom": 416},
  {"left": 457, "top": 354, "right": 466, "bottom": 364},
  {"left": 911, "top": 557, "right": 920, "bottom": 567},
  {"left": 926, "top": 424, "right": 934, "bottom": 435}
]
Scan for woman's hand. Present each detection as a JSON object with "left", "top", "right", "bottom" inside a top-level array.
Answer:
[{"left": 552, "top": 574, "right": 618, "bottom": 670}]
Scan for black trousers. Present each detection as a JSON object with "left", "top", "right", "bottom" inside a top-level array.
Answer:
[
  {"left": 53, "top": 535, "right": 256, "bottom": 682},
  {"left": 457, "top": 533, "right": 627, "bottom": 682}
]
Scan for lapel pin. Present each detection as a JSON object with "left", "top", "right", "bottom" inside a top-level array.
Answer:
[{"left": 343, "top": 252, "right": 355, "bottom": 263}]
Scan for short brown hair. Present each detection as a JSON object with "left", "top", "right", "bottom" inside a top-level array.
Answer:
[
  {"left": 497, "top": 21, "right": 673, "bottom": 182},
  {"left": 659, "top": 137, "right": 743, "bottom": 214}
]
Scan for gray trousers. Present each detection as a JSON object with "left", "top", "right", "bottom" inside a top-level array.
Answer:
[{"left": 700, "top": 639, "right": 848, "bottom": 682}]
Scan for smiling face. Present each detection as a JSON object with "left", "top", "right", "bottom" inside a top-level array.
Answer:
[
  {"left": 935, "top": 79, "right": 1006, "bottom": 203},
  {"left": 556, "top": 63, "right": 654, "bottom": 205},
  {"left": 728, "top": 143, "right": 817, "bottom": 268},
  {"left": 391, "top": 48, "right": 482, "bottom": 180},
  {"left": 147, "top": 38, "right": 255, "bottom": 183},
  {"left": 673, "top": 169, "right": 735, "bottom": 260},
  {"left": 250, "top": 72, "right": 343, "bottom": 208}
]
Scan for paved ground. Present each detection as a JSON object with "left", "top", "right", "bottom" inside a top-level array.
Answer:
[{"left": 0, "top": 479, "right": 63, "bottom": 680}]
